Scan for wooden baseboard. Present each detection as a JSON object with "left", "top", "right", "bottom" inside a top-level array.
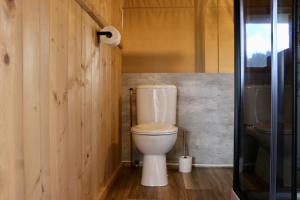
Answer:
[{"left": 96, "top": 163, "right": 123, "bottom": 200}]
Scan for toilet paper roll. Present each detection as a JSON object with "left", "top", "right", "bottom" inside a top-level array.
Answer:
[
  {"left": 179, "top": 156, "right": 192, "bottom": 173},
  {"left": 100, "top": 26, "right": 121, "bottom": 47}
]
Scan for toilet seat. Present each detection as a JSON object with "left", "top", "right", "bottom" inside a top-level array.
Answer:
[{"left": 131, "top": 123, "right": 178, "bottom": 135}]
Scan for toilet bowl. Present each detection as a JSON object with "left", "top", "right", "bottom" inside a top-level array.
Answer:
[{"left": 132, "top": 123, "right": 178, "bottom": 186}]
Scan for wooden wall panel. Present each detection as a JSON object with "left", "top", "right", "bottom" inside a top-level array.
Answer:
[
  {"left": 97, "top": 44, "right": 110, "bottom": 194},
  {"left": 67, "top": 1, "right": 83, "bottom": 200},
  {"left": 111, "top": 48, "right": 122, "bottom": 173},
  {"left": 22, "top": 0, "right": 45, "bottom": 198},
  {"left": 48, "top": 0, "right": 70, "bottom": 198},
  {"left": 111, "top": 0, "right": 123, "bottom": 31},
  {"left": 82, "top": 0, "right": 112, "bottom": 24},
  {"left": 39, "top": 0, "right": 51, "bottom": 199},
  {"left": 0, "top": 0, "right": 122, "bottom": 199},
  {"left": 0, "top": 0, "right": 24, "bottom": 199}
]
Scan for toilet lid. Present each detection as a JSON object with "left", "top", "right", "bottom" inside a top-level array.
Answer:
[{"left": 131, "top": 123, "right": 178, "bottom": 135}]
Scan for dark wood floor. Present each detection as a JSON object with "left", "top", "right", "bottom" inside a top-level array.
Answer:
[{"left": 104, "top": 166, "right": 233, "bottom": 200}]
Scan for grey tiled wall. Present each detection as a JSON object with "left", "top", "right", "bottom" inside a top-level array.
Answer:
[{"left": 121, "top": 73, "right": 234, "bottom": 165}]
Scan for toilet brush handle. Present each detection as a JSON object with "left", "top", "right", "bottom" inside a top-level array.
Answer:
[{"left": 183, "top": 129, "right": 186, "bottom": 157}]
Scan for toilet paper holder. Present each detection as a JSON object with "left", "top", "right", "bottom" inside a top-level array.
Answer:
[
  {"left": 97, "top": 31, "right": 112, "bottom": 38},
  {"left": 96, "top": 26, "right": 121, "bottom": 47},
  {"left": 96, "top": 31, "right": 112, "bottom": 44}
]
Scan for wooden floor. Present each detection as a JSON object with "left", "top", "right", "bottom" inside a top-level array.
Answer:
[{"left": 104, "top": 166, "right": 233, "bottom": 200}]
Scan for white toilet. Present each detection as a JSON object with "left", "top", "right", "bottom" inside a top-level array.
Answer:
[{"left": 131, "top": 85, "right": 178, "bottom": 187}]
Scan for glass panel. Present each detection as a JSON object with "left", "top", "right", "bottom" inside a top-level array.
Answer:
[
  {"left": 238, "top": 0, "right": 272, "bottom": 199},
  {"left": 297, "top": 0, "right": 300, "bottom": 197},
  {"left": 276, "top": 0, "right": 293, "bottom": 199}
]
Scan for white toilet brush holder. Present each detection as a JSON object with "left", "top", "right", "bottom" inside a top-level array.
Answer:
[{"left": 179, "top": 129, "right": 192, "bottom": 173}]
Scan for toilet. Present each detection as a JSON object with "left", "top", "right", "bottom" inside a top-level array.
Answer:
[
  {"left": 131, "top": 85, "right": 178, "bottom": 187},
  {"left": 244, "top": 85, "right": 293, "bottom": 186}
]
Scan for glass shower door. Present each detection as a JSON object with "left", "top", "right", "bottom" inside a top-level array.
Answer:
[
  {"left": 297, "top": 0, "right": 300, "bottom": 197},
  {"left": 273, "top": 0, "right": 294, "bottom": 199},
  {"left": 236, "top": 0, "right": 272, "bottom": 199},
  {"left": 234, "top": 0, "right": 297, "bottom": 199}
]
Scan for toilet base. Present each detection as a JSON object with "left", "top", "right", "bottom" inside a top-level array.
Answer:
[{"left": 141, "top": 155, "right": 168, "bottom": 186}]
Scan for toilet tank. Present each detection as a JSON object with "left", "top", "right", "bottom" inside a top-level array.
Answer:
[
  {"left": 244, "top": 85, "right": 271, "bottom": 125},
  {"left": 136, "top": 85, "right": 177, "bottom": 125}
]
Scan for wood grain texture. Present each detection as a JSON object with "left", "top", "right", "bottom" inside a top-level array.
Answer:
[
  {"left": 67, "top": 2, "right": 83, "bottom": 199},
  {"left": 23, "top": 0, "right": 48, "bottom": 198},
  {"left": 0, "top": 0, "right": 24, "bottom": 199},
  {"left": 75, "top": 0, "right": 109, "bottom": 28},
  {"left": 0, "top": 0, "right": 122, "bottom": 199},
  {"left": 104, "top": 167, "right": 233, "bottom": 200}
]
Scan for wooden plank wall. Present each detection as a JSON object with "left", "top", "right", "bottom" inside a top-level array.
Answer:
[{"left": 0, "top": 0, "right": 122, "bottom": 200}]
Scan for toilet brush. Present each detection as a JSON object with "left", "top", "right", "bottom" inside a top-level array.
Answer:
[
  {"left": 179, "top": 129, "right": 192, "bottom": 173},
  {"left": 183, "top": 129, "right": 188, "bottom": 157}
]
